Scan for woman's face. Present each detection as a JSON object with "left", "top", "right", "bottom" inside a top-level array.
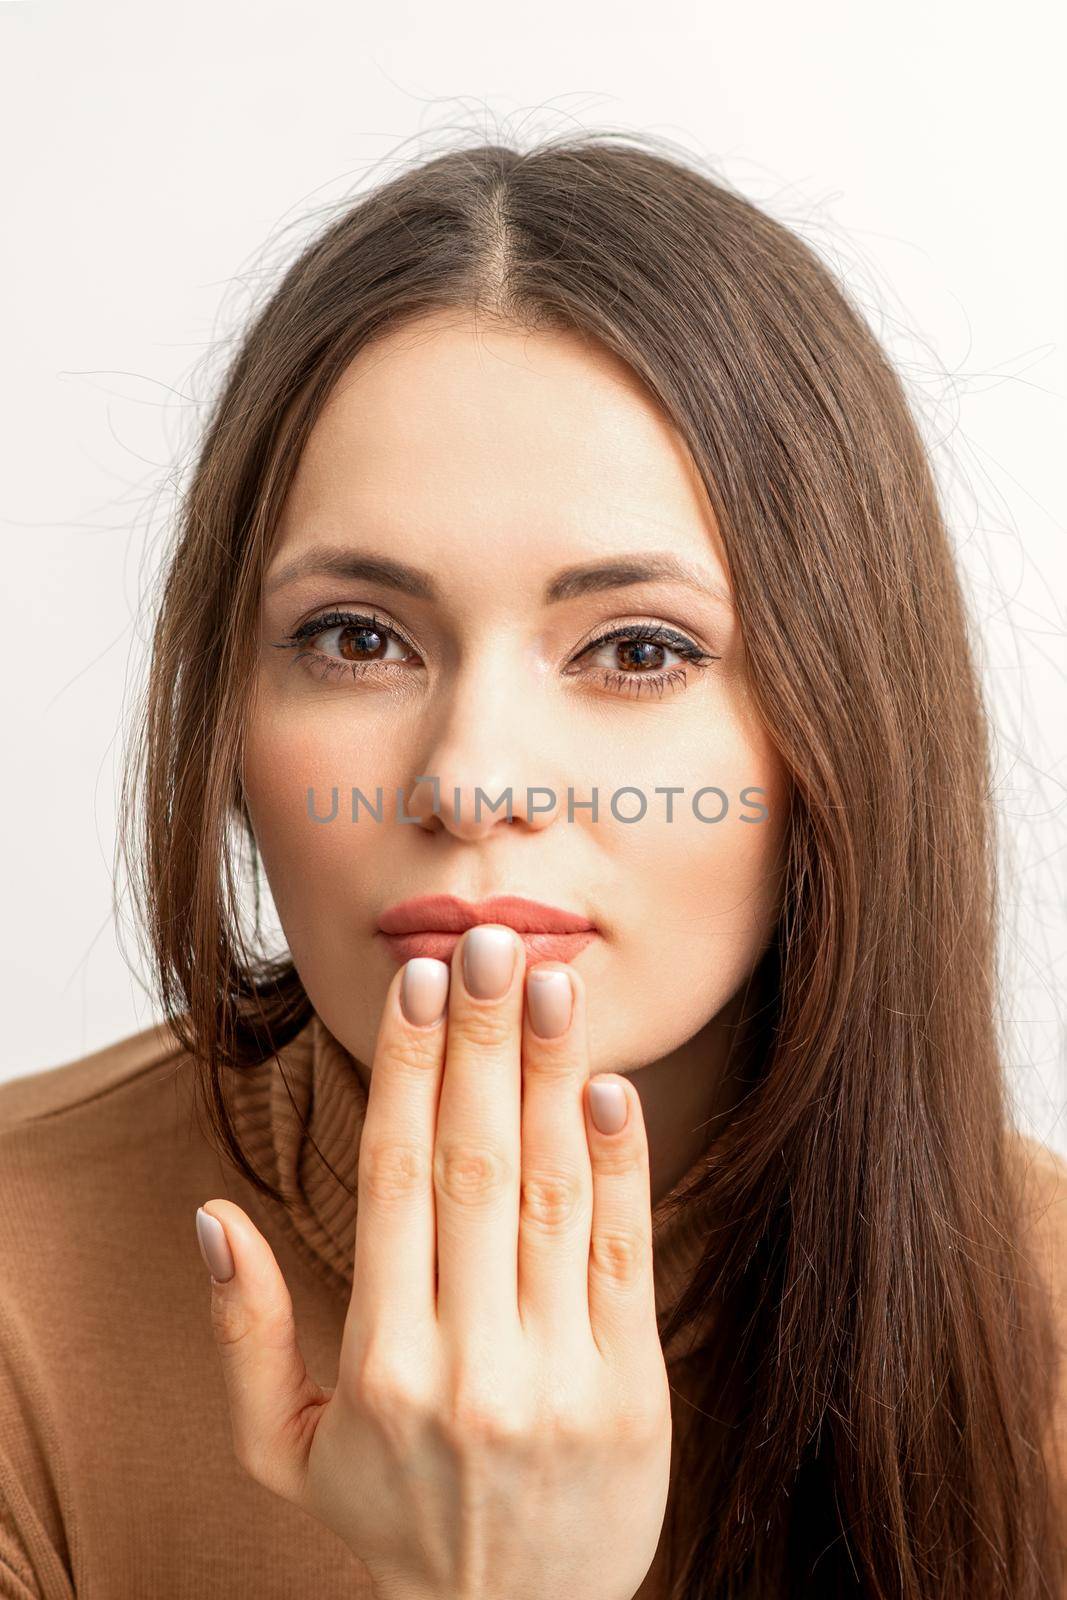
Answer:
[{"left": 243, "top": 309, "right": 788, "bottom": 1090}]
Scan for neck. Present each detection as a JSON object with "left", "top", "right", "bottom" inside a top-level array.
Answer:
[{"left": 632, "top": 986, "right": 753, "bottom": 1206}]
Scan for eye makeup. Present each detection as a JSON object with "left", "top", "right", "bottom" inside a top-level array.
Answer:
[{"left": 271, "top": 607, "right": 722, "bottom": 700}]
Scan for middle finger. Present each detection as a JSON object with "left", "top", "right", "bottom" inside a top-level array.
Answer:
[{"left": 434, "top": 922, "right": 525, "bottom": 1343}]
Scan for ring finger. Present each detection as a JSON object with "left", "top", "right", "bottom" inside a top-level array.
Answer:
[{"left": 516, "top": 962, "right": 594, "bottom": 1344}]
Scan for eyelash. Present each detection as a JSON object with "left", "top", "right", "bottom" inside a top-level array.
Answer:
[{"left": 272, "top": 609, "right": 721, "bottom": 700}]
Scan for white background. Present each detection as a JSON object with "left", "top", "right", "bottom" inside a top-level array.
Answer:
[{"left": 1, "top": 1, "right": 1064, "bottom": 1153}]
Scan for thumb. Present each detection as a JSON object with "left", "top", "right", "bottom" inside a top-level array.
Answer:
[{"left": 195, "top": 1199, "right": 330, "bottom": 1505}]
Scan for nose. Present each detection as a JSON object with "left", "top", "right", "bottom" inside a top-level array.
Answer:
[{"left": 402, "top": 671, "right": 562, "bottom": 842}]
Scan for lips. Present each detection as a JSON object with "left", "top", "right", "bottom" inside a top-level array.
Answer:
[
  {"left": 376, "top": 894, "right": 599, "bottom": 966},
  {"left": 378, "top": 894, "right": 594, "bottom": 935}
]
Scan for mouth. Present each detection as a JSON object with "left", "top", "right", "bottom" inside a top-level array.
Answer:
[
  {"left": 378, "top": 929, "right": 599, "bottom": 966},
  {"left": 376, "top": 893, "right": 599, "bottom": 967}
]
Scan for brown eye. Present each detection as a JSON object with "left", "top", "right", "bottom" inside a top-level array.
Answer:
[
  {"left": 274, "top": 609, "right": 419, "bottom": 669},
  {"left": 568, "top": 621, "right": 721, "bottom": 701},
  {"left": 313, "top": 619, "right": 411, "bottom": 666},
  {"left": 612, "top": 638, "right": 667, "bottom": 673},
  {"left": 331, "top": 622, "right": 390, "bottom": 662}
]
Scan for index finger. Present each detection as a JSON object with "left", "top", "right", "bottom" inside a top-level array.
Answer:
[{"left": 347, "top": 956, "right": 449, "bottom": 1353}]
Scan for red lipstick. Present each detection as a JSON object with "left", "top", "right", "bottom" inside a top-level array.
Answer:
[{"left": 376, "top": 894, "right": 598, "bottom": 966}]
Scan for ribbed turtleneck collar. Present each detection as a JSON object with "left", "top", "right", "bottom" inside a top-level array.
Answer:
[{"left": 228, "top": 1011, "right": 720, "bottom": 1366}]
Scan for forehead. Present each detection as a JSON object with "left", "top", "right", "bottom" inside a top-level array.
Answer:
[{"left": 271, "top": 311, "right": 728, "bottom": 585}]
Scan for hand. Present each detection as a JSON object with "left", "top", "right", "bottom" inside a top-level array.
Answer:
[{"left": 196, "top": 923, "right": 672, "bottom": 1600}]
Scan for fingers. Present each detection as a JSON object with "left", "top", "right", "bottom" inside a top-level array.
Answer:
[
  {"left": 516, "top": 963, "right": 594, "bottom": 1342},
  {"left": 348, "top": 956, "right": 449, "bottom": 1350},
  {"left": 347, "top": 926, "right": 657, "bottom": 1383},
  {"left": 195, "top": 1200, "right": 330, "bottom": 1505},
  {"left": 433, "top": 924, "right": 525, "bottom": 1342},
  {"left": 581, "top": 1076, "right": 659, "bottom": 1367}
]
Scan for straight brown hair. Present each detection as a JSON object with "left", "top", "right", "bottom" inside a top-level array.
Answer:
[{"left": 118, "top": 131, "right": 1063, "bottom": 1596}]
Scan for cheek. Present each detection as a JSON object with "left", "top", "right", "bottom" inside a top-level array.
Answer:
[
  {"left": 241, "top": 700, "right": 409, "bottom": 1068},
  {"left": 592, "top": 712, "right": 787, "bottom": 1062},
  {"left": 240, "top": 705, "right": 381, "bottom": 947}
]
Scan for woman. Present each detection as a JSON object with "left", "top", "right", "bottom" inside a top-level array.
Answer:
[{"left": 0, "top": 133, "right": 1063, "bottom": 1599}]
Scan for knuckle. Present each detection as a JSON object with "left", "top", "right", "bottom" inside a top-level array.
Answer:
[
  {"left": 453, "top": 1004, "right": 514, "bottom": 1053},
  {"left": 592, "top": 1136, "right": 646, "bottom": 1179},
  {"left": 520, "top": 1168, "right": 583, "bottom": 1233},
  {"left": 353, "top": 1351, "right": 428, "bottom": 1421},
  {"left": 590, "top": 1223, "right": 650, "bottom": 1288},
  {"left": 379, "top": 1030, "right": 442, "bottom": 1076},
  {"left": 360, "top": 1138, "right": 429, "bottom": 1205},
  {"left": 443, "top": 1379, "right": 524, "bottom": 1446},
  {"left": 521, "top": 1046, "right": 577, "bottom": 1081},
  {"left": 210, "top": 1290, "right": 254, "bottom": 1351},
  {"left": 434, "top": 1140, "right": 514, "bottom": 1207},
  {"left": 537, "top": 1400, "right": 592, "bottom": 1449},
  {"left": 611, "top": 1396, "right": 665, "bottom": 1447}
]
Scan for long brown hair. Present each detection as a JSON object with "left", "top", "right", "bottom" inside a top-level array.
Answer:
[{"left": 117, "top": 130, "right": 1063, "bottom": 1596}]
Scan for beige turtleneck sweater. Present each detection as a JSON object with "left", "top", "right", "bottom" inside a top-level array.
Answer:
[{"left": 0, "top": 1013, "right": 724, "bottom": 1599}]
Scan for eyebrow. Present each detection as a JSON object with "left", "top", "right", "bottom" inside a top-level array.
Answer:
[{"left": 265, "top": 546, "right": 734, "bottom": 610}]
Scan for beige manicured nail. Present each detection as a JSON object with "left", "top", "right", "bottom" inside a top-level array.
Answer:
[
  {"left": 196, "top": 1207, "right": 235, "bottom": 1282},
  {"left": 400, "top": 957, "right": 450, "bottom": 1025},
  {"left": 462, "top": 925, "right": 517, "bottom": 998},
  {"left": 589, "top": 1079, "right": 628, "bottom": 1135},
  {"left": 526, "top": 969, "right": 573, "bottom": 1038}
]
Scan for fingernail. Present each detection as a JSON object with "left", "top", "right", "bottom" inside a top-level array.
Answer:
[
  {"left": 462, "top": 925, "right": 517, "bottom": 999},
  {"left": 400, "top": 957, "right": 450, "bottom": 1025},
  {"left": 196, "top": 1207, "right": 235, "bottom": 1283},
  {"left": 526, "top": 969, "right": 573, "bottom": 1038},
  {"left": 589, "top": 1079, "right": 628, "bottom": 1135}
]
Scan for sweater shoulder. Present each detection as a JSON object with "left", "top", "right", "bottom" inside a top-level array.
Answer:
[
  {"left": 0, "top": 1021, "right": 197, "bottom": 1257},
  {"left": 0, "top": 1024, "right": 200, "bottom": 1597},
  {"left": 0, "top": 1019, "right": 188, "bottom": 1134}
]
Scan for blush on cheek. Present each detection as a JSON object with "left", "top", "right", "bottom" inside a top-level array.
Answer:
[{"left": 242, "top": 722, "right": 358, "bottom": 917}]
